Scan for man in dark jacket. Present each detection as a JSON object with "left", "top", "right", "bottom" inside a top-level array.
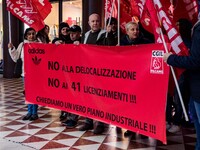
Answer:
[
  {"left": 79, "top": 13, "right": 115, "bottom": 134},
  {"left": 164, "top": 18, "right": 200, "bottom": 150}
]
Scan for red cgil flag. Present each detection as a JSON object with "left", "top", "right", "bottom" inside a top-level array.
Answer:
[
  {"left": 104, "top": 0, "right": 139, "bottom": 32},
  {"left": 134, "top": 0, "right": 198, "bottom": 55},
  {"left": 6, "top": 0, "right": 52, "bottom": 31},
  {"left": 143, "top": 0, "right": 189, "bottom": 56},
  {"left": 144, "top": 0, "right": 195, "bottom": 95}
]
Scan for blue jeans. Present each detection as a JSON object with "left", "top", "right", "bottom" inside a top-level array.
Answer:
[
  {"left": 22, "top": 77, "right": 38, "bottom": 115},
  {"left": 28, "top": 104, "right": 38, "bottom": 115},
  {"left": 189, "top": 97, "right": 200, "bottom": 150}
]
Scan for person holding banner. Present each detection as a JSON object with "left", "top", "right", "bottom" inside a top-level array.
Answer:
[
  {"left": 79, "top": 13, "right": 115, "bottom": 134},
  {"left": 8, "top": 28, "right": 39, "bottom": 121},
  {"left": 68, "top": 25, "right": 82, "bottom": 45},
  {"left": 120, "top": 21, "right": 151, "bottom": 46},
  {"left": 52, "top": 22, "right": 71, "bottom": 121},
  {"left": 106, "top": 17, "right": 119, "bottom": 46},
  {"left": 120, "top": 21, "right": 152, "bottom": 137},
  {"left": 52, "top": 22, "right": 71, "bottom": 44},
  {"left": 164, "top": 17, "right": 200, "bottom": 150},
  {"left": 82, "top": 13, "right": 116, "bottom": 46},
  {"left": 61, "top": 25, "right": 82, "bottom": 128}
]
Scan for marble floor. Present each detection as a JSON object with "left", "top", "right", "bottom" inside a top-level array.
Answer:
[{"left": 0, "top": 74, "right": 197, "bottom": 150}]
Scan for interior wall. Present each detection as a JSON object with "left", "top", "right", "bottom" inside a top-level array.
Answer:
[{"left": 44, "top": 1, "right": 82, "bottom": 41}]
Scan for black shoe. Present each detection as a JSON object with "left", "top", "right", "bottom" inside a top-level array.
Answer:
[
  {"left": 93, "top": 125, "right": 104, "bottom": 134},
  {"left": 79, "top": 123, "right": 93, "bottom": 131},
  {"left": 124, "top": 130, "right": 134, "bottom": 136},
  {"left": 22, "top": 113, "right": 32, "bottom": 120},
  {"left": 116, "top": 127, "right": 122, "bottom": 133},
  {"left": 29, "top": 114, "right": 38, "bottom": 121},
  {"left": 61, "top": 120, "right": 70, "bottom": 124},
  {"left": 60, "top": 111, "right": 68, "bottom": 121},
  {"left": 63, "top": 120, "right": 77, "bottom": 128},
  {"left": 140, "top": 134, "right": 148, "bottom": 139}
]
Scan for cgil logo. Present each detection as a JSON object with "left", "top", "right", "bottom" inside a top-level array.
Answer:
[
  {"left": 152, "top": 50, "right": 163, "bottom": 57},
  {"left": 28, "top": 48, "right": 45, "bottom": 54},
  {"left": 150, "top": 50, "right": 164, "bottom": 74}
]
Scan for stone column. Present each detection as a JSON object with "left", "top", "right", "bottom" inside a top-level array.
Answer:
[
  {"left": 2, "top": 0, "right": 24, "bottom": 78},
  {"left": 59, "top": 0, "right": 63, "bottom": 23}
]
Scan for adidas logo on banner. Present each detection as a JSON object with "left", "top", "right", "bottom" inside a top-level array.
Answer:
[{"left": 32, "top": 56, "right": 41, "bottom": 65}]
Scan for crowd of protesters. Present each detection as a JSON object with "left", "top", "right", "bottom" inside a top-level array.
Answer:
[{"left": 7, "top": 10, "right": 200, "bottom": 149}]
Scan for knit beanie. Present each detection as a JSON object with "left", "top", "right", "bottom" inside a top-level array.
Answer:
[{"left": 59, "top": 22, "right": 69, "bottom": 34}]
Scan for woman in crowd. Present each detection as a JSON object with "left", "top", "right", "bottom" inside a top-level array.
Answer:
[
  {"left": 120, "top": 21, "right": 151, "bottom": 136},
  {"left": 120, "top": 22, "right": 151, "bottom": 46},
  {"left": 8, "top": 28, "right": 39, "bottom": 121},
  {"left": 52, "top": 22, "right": 71, "bottom": 121},
  {"left": 36, "top": 24, "right": 51, "bottom": 43},
  {"left": 52, "top": 22, "right": 71, "bottom": 44}
]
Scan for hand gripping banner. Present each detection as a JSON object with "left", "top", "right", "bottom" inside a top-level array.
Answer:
[{"left": 24, "top": 43, "right": 170, "bottom": 144}]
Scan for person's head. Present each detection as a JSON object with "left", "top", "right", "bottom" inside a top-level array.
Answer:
[
  {"left": 125, "top": 22, "right": 139, "bottom": 40},
  {"left": 69, "top": 25, "right": 81, "bottom": 41},
  {"left": 38, "top": 24, "right": 50, "bottom": 35},
  {"left": 24, "top": 27, "right": 36, "bottom": 41},
  {"left": 88, "top": 13, "right": 101, "bottom": 32},
  {"left": 59, "top": 22, "right": 70, "bottom": 36},
  {"left": 176, "top": 18, "right": 192, "bottom": 39},
  {"left": 44, "top": 25, "right": 50, "bottom": 35},
  {"left": 106, "top": 17, "right": 118, "bottom": 32}
]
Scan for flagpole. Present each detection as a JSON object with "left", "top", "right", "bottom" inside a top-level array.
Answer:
[
  {"left": 8, "top": 12, "right": 12, "bottom": 43},
  {"left": 106, "top": 0, "right": 116, "bottom": 38},
  {"left": 159, "top": 27, "right": 189, "bottom": 122},
  {"left": 105, "top": 0, "right": 108, "bottom": 29},
  {"left": 150, "top": 0, "right": 189, "bottom": 121},
  {"left": 117, "top": 0, "right": 120, "bottom": 45}
]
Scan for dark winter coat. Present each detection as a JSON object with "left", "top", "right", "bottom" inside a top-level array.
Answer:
[{"left": 167, "top": 21, "right": 200, "bottom": 102}]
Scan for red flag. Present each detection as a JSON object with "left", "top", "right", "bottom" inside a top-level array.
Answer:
[
  {"left": 144, "top": 0, "right": 161, "bottom": 41},
  {"left": 104, "top": 0, "right": 139, "bottom": 32},
  {"left": 105, "top": 0, "right": 118, "bottom": 19},
  {"left": 144, "top": 0, "right": 189, "bottom": 56},
  {"left": 120, "top": 0, "right": 135, "bottom": 31},
  {"left": 134, "top": 0, "right": 153, "bottom": 34},
  {"left": 145, "top": 0, "right": 190, "bottom": 95},
  {"left": 6, "top": 0, "right": 52, "bottom": 31},
  {"left": 172, "top": 0, "right": 198, "bottom": 25}
]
